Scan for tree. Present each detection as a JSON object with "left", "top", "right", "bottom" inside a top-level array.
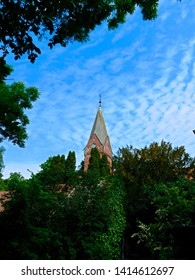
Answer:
[
  {"left": 87, "top": 147, "right": 101, "bottom": 177},
  {"left": 132, "top": 177, "right": 195, "bottom": 259},
  {"left": 65, "top": 151, "right": 76, "bottom": 184},
  {"left": 95, "top": 176, "right": 126, "bottom": 259},
  {"left": 36, "top": 152, "right": 77, "bottom": 187},
  {"left": 87, "top": 148, "right": 111, "bottom": 179},
  {"left": 0, "top": 0, "right": 161, "bottom": 63},
  {"left": 0, "top": 162, "right": 126, "bottom": 260},
  {"left": 0, "top": 174, "right": 69, "bottom": 259},
  {"left": 100, "top": 154, "right": 110, "bottom": 178},
  {"left": 65, "top": 175, "right": 126, "bottom": 259},
  {"left": 5, "top": 172, "right": 26, "bottom": 189},
  {"left": 0, "top": 66, "right": 39, "bottom": 147},
  {"left": 37, "top": 155, "right": 66, "bottom": 186},
  {"left": 0, "top": 57, "right": 12, "bottom": 83},
  {"left": 115, "top": 140, "right": 195, "bottom": 193},
  {"left": 114, "top": 140, "right": 195, "bottom": 259}
]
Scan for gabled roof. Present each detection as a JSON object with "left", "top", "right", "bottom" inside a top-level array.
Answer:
[{"left": 89, "top": 105, "right": 108, "bottom": 145}]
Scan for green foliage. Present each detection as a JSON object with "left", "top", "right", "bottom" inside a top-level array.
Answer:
[
  {"left": 100, "top": 154, "right": 110, "bottom": 178},
  {"left": 0, "top": 169, "right": 126, "bottom": 259},
  {"left": 0, "top": 57, "right": 13, "bottom": 83},
  {"left": 88, "top": 148, "right": 111, "bottom": 179},
  {"left": 37, "top": 154, "right": 66, "bottom": 186},
  {"left": 65, "top": 151, "right": 76, "bottom": 183},
  {"left": 115, "top": 140, "right": 195, "bottom": 195},
  {"left": 132, "top": 178, "right": 195, "bottom": 259},
  {"left": 0, "top": 174, "right": 70, "bottom": 259},
  {"left": 36, "top": 152, "right": 77, "bottom": 186},
  {"left": 0, "top": 68, "right": 39, "bottom": 147},
  {"left": 87, "top": 147, "right": 101, "bottom": 177},
  {"left": 96, "top": 177, "right": 126, "bottom": 259},
  {"left": 0, "top": 139, "right": 194, "bottom": 260},
  {"left": 66, "top": 175, "right": 126, "bottom": 259},
  {"left": 114, "top": 140, "right": 195, "bottom": 259},
  {"left": 5, "top": 172, "right": 26, "bottom": 190},
  {"left": 0, "top": 0, "right": 161, "bottom": 62}
]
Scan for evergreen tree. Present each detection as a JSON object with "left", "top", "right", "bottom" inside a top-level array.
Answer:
[
  {"left": 65, "top": 151, "right": 76, "bottom": 184},
  {"left": 87, "top": 148, "right": 101, "bottom": 177},
  {"left": 100, "top": 154, "right": 110, "bottom": 178}
]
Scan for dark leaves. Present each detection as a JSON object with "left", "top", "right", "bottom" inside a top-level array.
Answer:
[
  {"left": 0, "top": 79, "right": 39, "bottom": 147},
  {"left": 0, "top": 0, "right": 160, "bottom": 62}
]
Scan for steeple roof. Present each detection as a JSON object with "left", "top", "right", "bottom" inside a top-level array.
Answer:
[
  {"left": 84, "top": 98, "right": 112, "bottom": 172},
  {"left": 90, "top": 105, "right": 108, "bottom": 145}
]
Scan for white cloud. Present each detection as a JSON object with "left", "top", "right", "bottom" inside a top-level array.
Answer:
[{"left": 2, "top": 0, "right": 195, "bottom": 179}]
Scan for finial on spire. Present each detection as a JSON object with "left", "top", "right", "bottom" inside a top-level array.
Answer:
[{"left": 99, "top": 93, "right": 102, "bottom": 107}]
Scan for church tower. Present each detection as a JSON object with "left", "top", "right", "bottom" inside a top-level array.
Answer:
[{"left": 84, "top": 97, "right": 112, "bottom": 172}]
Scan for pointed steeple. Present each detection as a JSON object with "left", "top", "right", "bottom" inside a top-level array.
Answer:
[
  {"left": 89, "top": 105, "right": 108, "bottom": 146},
  {"left": 84, "top": 98, "right": 112, "bottom": 172}
]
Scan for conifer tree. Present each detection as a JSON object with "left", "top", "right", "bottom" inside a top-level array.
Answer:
[
  {"left": 100, "top": 154, "right": 110, "bottom": 178},
  {"left": 65, "top": 151, "right": 76, "bottom": 184},
  {"left": 87, "top": 148, "right": 101, "bottom": 177}
]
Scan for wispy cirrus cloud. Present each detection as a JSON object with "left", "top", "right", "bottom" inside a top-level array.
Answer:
[{"left": 2, "top": 0, "right": 195, "bottom": 178}]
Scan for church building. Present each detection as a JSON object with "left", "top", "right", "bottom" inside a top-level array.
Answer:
[{"left": 84, "top": 97, "right": 112, "bottom": 172}]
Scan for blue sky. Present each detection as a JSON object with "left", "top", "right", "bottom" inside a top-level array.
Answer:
[{"left": 2, "top": 0, "right": 195, "bottom": 178}]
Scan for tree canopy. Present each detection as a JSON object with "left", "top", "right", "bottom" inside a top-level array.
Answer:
[
  {"left": 87, "top": 147, "right": 111, "bottom": 179},
  {"left": 0, "top": 161, "right": 125, "bottom": 259},
  {"left": 114, "top": 140, "right": 195, "bottom": 259},
  {"left": 0, "top": 0, "right": 161, "bottom": 63},
  {"left": 35, "top": 152, "right": 76, "bottom": 187},
  {"left": 133, "top": 178, "right": 195, "bottom": 259},
  {"left": 0, "top": 65, "right": 39, "bottom": 147},
  {"left": 0, "top": 141, "right": 194, "bottom": 260},
  {"left": 115, "top": 140, "right": 195, "bottom": 188}
]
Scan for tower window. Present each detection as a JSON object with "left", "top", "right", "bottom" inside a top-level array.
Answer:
[{"left": 92, "top": 143, "right": 96, "bottom": 148}]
